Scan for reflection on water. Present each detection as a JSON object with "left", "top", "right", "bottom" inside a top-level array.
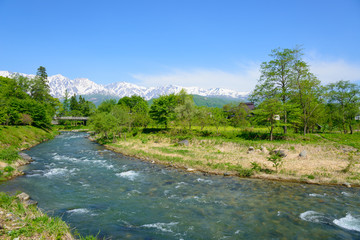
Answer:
[{"left": 1, "top": 132, "right": 360, "bottom": 239}]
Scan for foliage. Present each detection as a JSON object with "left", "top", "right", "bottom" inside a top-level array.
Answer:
[
  {"left": 267, "top": 151, "right": 284, "bottom": 172},
  {"left": 0, "top": 66, "right": 59, "bottom": 128},
  {"left": 175, "top": 90, "right": 196, "bottom": 130},
  {"left": 118, "top": 95, "right": 150, "bottom": 128},
  {"left": 223, "top": 103, "right": 249, "bottom": 127},
  {"left": 149, "top": 93, "right": 178, "bottom": 128},
  {"left": 97, "top": 99, "right": 117, "bottom": 113},
  {"left": 327, "top": 80, "right": 360, "bottom": 134},
  {"left": 89, "top": 112, "right": 117, "bottom": 139},
  {"left": 252, "top": 98, "right": 283, "bottom": 141},
  {"left": 250, "top": 47, "right": 305, "bottom": 134}
]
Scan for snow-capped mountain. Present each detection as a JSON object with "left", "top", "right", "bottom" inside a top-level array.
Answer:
[{"left": 0, "top": 71, "right": 249, "bottom": 100}]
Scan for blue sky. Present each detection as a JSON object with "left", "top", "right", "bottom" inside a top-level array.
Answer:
[{"left": 1, "top": 0, "right": 359, "bottom": 91}]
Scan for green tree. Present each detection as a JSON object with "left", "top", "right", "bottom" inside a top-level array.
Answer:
[
  {"left": 175, "top": 90, "right": 196, "bottom": 130},
  {"left": 223, "top": 103, "right": 249, "bottom": 128},
  {"left": 149, "top": 94, "right": 177, "bottom": 128},
  {"left": 97, "top": 99, "right": 117, "bottom": 113},
  {"left": 252, "top": 98, "right": 283, "bottom": 141},
  {"left": 291, "top": 61, "right": 326, "bottom": 134},
  {"left": 36, "top": 66, "right": 48, "bottom": 81},
  {"left": 31, "top": 66, "right": 51, "bottom": 102},
  {"left": 110, "top": 105, "right": 130, "bottom": 136},
  {"left": 90, "top": 112, "right": 117, "bottom": 139},
  {"left": 69, "top": 94, "right": 80, "bottom": 114},
  {"left": 118, "top": 95, "right": 150, "bottom": 127},
  {"left": 327, "top": 80, "right": 360, "bottom": 134},
  {"left": 194, "top": 106, "right": 211, "bottom": 130},
  {"left": 250, "top": 47, "right": 304, "bottom": 134},
  {"left": 61, "top": 90, "right": 71, "bottom": 116},
  {"left": 209, "top": 107, "right": 227, "bottom": 134}
]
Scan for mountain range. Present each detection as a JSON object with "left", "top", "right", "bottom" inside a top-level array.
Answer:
[{"left": 0, "top": 71, "right": 249, "bottom": 101}]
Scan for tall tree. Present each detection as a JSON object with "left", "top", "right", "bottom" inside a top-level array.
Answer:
[
  {"left": 62, "top": 90, "right": 70, "bottom": 116},
  {"left": 36, "top": 66, "right": 48, "bottom": 81},
  {"left": 250, "top": 47, "right": 304, "bottom": 134},
  {"left": 175, "top": 90, "right": 196, "bottom": 130},
  {"left": 327, "top": 80, "right": 360, "bottom": 134},
  {"left": 209, "top": 107, "right": 227, "bottom": 134},
  {"left": 291, "top": 60, "right": 325, "bottom": 135},
  {"left": 31, "top": 66, "right": 51, "bottom": 102}
]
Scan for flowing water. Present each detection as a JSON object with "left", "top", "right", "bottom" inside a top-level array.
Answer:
[{"left": 1, "top": 132, "right": 360, "bottom": 239}]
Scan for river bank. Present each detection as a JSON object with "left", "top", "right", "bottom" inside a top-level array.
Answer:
[
  {"left": 0, "top": 126, "right": 59, "bottom": 181},
  {"left": 95, "top": 132, "right": 360, "bottom": 187},
  {"left": 0, "top": 126, "right": 78, "bottom": 240}
]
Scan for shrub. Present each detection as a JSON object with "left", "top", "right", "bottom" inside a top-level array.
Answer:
[
  {"left": 250, "top": 162, "right": 262, "bottom": 172},
  {"left": 237, "top": 168, "right": 254, "bottom": 177},
  {"left": 4, "top": 166, "right": 15, "bottom": 173},
  {"left": 342, "top": 150, "right": 359, "bottom": 173},
  {"left": 267, "top": 151, "right": 284, "bottom": 173}
]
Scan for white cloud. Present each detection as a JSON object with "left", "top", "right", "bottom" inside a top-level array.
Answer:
[
  {"left": 130, "top": 57, "right": 360, "bottom": 93},
  {"left": 306, "top": 54, "right": 360, "bottom": 84},
  {"left": 131, "top": 64, "right": 260, "bottom": 92}
]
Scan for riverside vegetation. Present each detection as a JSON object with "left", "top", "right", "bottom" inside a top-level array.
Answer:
[{"left": 89, "top": 47, "right": 360, "bottom": 186}]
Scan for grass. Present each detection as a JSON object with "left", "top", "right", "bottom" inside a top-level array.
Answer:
[
  {"left": 319, "top": 132, "right": 360, "bottom": 149},
  {"left": 0, "top": 126, "right": 59, "bottom": 181},
  {"left": 0, "top": 192, "right": 73, "bottom": 239},
  {"left": 99, "top": 126, "right": 360, "bottom": 186}
]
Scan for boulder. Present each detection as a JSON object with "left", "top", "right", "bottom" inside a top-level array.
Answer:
[
  {"left": 273, "top": 150, "right": 287, "bottom": 157},
  {"left": 260, "top": 146, "right": 268, "bottom": 154},
  {"left": 19, "top": 152, "right": 33, "bottom": 162},
  {"left": 247, "top": 146, "right": 255, "bottom": 154},
  {"left": 24, "top": 199, "right": 38, "bottom": 207},
  {"left": 178, "top": 140, "right": 190, "bottom": 146},
  {"left": 299, "top": 150, "right": 307, "bottom": 158},
  {"left": 16, "top": 192, "right": 30, "bottom": 201}
]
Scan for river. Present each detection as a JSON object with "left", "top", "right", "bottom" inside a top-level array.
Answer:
[{"left": 1, "top": 132, "right": 360, "bottom": 239}]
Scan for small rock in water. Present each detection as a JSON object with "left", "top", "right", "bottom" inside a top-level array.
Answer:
[
  {"left": 187, "top": 168, "right": 196, "bottom": 172},
  {"left": 178, "top": 140, "right": 189, "bottom": 146},
  {"left": 299, "top": 150, "right": 307, "bottom": 158},
  {"left": 344, "top": 182, "right": 351, "bottom": 188}
]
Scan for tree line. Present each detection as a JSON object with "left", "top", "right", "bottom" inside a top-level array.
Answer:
[
  {"left": 0, "top": 67, "right": 59, "bottom": 128},
  {"left": 250, "top": 47, "right": 360, "bottom": 139},
  {"left": 90, "top": 47, "right": 360, "bottom": 140},
  {"left": 1, "top": 47, "right": 359, "bottom": 140}
]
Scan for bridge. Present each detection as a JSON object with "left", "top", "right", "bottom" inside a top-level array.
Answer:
[{"left": 52, "top": 116, "right": 89, "bottom": 125}]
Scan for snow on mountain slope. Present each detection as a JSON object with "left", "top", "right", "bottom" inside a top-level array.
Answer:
[{"left": 0, "top": 71, "right": 249, "bottom": 100}]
